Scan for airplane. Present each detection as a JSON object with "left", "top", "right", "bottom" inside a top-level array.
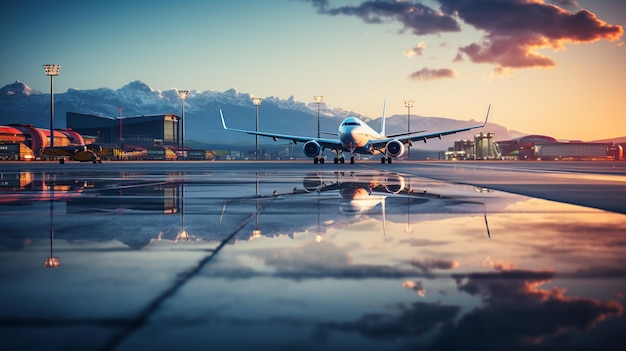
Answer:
[
  {"left": 42, "top": 145, "right": 103, "bottom": 164},
  {"left": 219, "top": 103, "right": 490, "bottom": 164}
]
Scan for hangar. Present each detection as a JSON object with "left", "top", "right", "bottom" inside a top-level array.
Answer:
[{"left": 0, "top": 124, "right": 82, "bottom": 160}]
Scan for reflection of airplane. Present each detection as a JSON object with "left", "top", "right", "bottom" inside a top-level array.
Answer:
[
  {"left": 220, "top": 104, "right": 490, "bottom": 164},
  {"left": 302, "top": 173, "right": 409, "bottom": 215},
  {"left": 219, "top": 172, "right": 491, "bottom": 238},
  {"left": 43, "top": 145, "right": 103, "bottom": 164}
]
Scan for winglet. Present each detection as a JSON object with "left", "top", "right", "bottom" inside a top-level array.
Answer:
[
  {"left": 219, "top": 109, "right": 228, "bottom": 130},
  {"left": 483, "top": 104, "right": 491, "bottom": 126}
]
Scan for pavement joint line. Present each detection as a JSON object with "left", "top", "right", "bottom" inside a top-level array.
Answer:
[{"left": 100, "top": 198, "right": 274, "bottom": 351}]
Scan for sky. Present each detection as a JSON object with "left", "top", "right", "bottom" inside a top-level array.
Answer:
[{"left": 1, "top": 0, "right": 624, "bottom": 141}]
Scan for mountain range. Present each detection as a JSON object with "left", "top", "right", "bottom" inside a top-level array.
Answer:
[{"left": 0, "top": 80, "right": 530, "bottom": 151}]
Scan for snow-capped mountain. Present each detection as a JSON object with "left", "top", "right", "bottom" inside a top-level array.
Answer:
[{"left": 0, "top": 80, "right": 525, "bottom": 149}]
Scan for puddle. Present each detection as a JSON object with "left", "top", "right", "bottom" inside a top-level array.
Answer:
[{"left": 1, "top": 169, "right": 625, "bottom": 350}]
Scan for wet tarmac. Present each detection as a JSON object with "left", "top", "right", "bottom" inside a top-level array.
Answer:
[{"left": 1, "top": 160, "right": 625, "bottom": 351}]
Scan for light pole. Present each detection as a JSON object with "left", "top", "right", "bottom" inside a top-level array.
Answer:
[
  {"left": 118, "top": 107, "right": 124, "bottom": 146},
  {"left": 178, "top": 90, "right": 189, "bottom": 160},
  {"left": 43, "top": 64, "right": 60, "bottom": 150},
  {"left": 252, "top": 97, "right": 262, "bottom": 160},
  {"left": 404, "top": 100, "right": 414, "bottom": 160},
  {"left": 314, "top": 95, "right": 323, "bottom": 138}
]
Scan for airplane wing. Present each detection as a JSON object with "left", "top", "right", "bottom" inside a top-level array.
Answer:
[
  {"left": 220, "top": 110, "right": 344, "bottom": 150},
  {"left": 372, "top": 104, "right": 490, "bottom": 147}
]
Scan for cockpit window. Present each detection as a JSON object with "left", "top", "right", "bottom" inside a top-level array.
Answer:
[{"left": 342, "top": 122, "right": 361, "bottom": 126}]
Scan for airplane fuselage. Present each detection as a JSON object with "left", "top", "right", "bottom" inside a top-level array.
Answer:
[{"left": 337, "top": 117, "right": 383, "bottom": 154}]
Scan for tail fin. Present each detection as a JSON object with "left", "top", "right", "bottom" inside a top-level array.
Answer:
[{"left": 380, "top": 99, "right": 387, "bottom": 136}]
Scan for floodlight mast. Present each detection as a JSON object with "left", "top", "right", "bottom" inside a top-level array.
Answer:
[
  {"left": 314, "top": 95, "right": 323, "bottom": 138},
  {"left": 178, "top": 90, "right": 189, "bottom": 160},
  {"left": 404, "top": 100, "right": 414, "bottom": 160},
  {"left": 118, "top": 107, "right": 124, "bottom": 144},
  {"left": 252, "top": 97, "right": 262, "bottom": 160},
  {"left": 43, "top": 64, "right": 60, "bottom": 150}
]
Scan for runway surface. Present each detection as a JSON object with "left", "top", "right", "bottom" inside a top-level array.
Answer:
[{"left": 1, "top": 160, "right": 625, "bottom": 350}]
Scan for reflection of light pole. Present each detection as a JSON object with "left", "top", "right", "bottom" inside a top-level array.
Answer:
[
  {"left": 178, "top": 183, "right": 189, "bottom": 241},
  {"left": 252, "top": 97, "right": 262, "bottom": 160},
  {"left": 43, "top": 64, "right": 60, "bottom": 149},
  {"left": 118, "top": 107, "right": 124, "bottom": 145},
  {"left": 253, "top": 172, "right": 262, "bottom": 239},
  {"left": 44, "top": 174, "right": 59, "bottom": 268},
  {"left": 404, "top": 100, "right": 414, "bottom": 160},
  {"left": 178, "top": 90, "right": 189, "bottom": 160},
  {"left": 314, "top": 95, "right": 323, "bottom": 138}
]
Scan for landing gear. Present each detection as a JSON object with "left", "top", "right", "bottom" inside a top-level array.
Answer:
[
  {"left": 313, "top": 157, "right": 325, "bottom": 164},
  {"left": 350, "top": 156, "right": 355, "bottom": 164},
  {"left": 333, "top": 157, "right": 345, "bottom": 164},
  {"left": 381, "top": 156, "right": 392, "bottom": 164}
]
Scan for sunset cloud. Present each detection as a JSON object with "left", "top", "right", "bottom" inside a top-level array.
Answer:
[
  {"left": 409, "top": 67, "right": 457, "bottom": 81},
  {"left": 305, "top": 0, "right": 460, "bottom": 35},
  {"left": 305, "top": 0, "right": 624, "bottom": 74},
  {"left": 440, "top": 0, "right": 624, "bottom": 71},
  {"left": 403, "top": 41, "right": 426, "bottom": 57}
]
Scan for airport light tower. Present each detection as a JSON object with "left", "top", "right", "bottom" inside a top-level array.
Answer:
[
  {"left": 178, "top": 90, "right": 189, "bottom": 160},
  {"left": 314, "top": 95, "right": 323, "bottom": 138},
  {"left": 118, "top": 107, "right": 124, "bottom": 144},
  {"left": 43, "top": 64, "right": 60, "bottom": 149},
  {"left": 252, "top": 97, "right": 262, "bottom": 160},
  {"left": 404, "top": 100, "right": 414, "bottom": 160}
]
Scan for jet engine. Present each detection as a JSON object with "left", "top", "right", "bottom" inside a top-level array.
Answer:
[
  {"left": 385, "top": 140, "right": 405, "bottom": 158},
  {"left": 303, "top": 140, "right": 322, "bottom": 157}
]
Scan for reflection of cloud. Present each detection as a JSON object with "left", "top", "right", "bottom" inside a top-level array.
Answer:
[
  {"left": 246, "top": 241, "right": 425, "bottom": 279},
  {"left": 403, "top": 280, "right": 426, "bottom": 297},
  {"left": 397, "top": 238, "right": 448, "bottom": 247},
  {"left": 410, "top": 258, "right": 459, "bottom": 272},
  {"left": 318, "top": 302, "right": 460, "bottom": 340},
  {"left": 571, "top": 266, "right": 626, "bottom": 279},
  {"left": 483, "top": 256, "right": 516, "bottom": 271},
  {"left": 436, "top": 269, "right": 624, "bottom": 349},
  {"left": 495, "top": 217, "right": 626, "bottom": 268}
]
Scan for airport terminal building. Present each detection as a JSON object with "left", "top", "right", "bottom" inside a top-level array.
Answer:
[{"left": 66, "top": 112, "right": 180, "bottom": 149}]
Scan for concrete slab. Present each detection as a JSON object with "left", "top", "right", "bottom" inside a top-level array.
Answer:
[{"left": 0, "top": 161, "right": 625, "bottom": 350}]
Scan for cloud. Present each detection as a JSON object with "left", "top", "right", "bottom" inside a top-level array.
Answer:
[
  {"left": 549, "top": 0, "right": 579, "bottom": 8},
  {"left": 403, "top": 41, "right": 426, "bottom": 57},
  {"left": 409, "top": 67, "right": 457, "bottom": 81},
  {"left": 305, "top": 0, "right": 624, "bottom": 74},
  {"left": 303, "top": 0, "right": 460, "bottom": 35},
  {"left": 439, "top": 0, "right": 624, "bottom": 71}
]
